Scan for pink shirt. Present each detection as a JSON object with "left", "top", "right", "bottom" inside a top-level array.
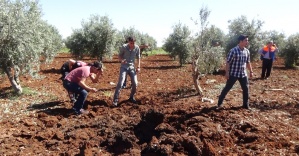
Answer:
[
  {"left": 65, "top": 66, "right": 91, "bottom": 83},
  {"left": 76, "top": 61, "right": 88, "bottom": 67}
]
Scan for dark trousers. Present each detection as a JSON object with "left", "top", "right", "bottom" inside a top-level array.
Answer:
[
  {"left": 218, "top": 76, "right": 249, "bottom": 107},
  {"left": 63, "top": 80, "right": 88, "bottom": 111},
  {"left": 261, "top": 58, "right": 273, "bottom": 78},
  {"left": 122, "top": 75, "right": 127, "bottom": 87}
]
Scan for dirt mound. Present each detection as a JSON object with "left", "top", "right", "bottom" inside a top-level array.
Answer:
[{"left": 0, "top": 53, "right": 298, "bottom": 155}]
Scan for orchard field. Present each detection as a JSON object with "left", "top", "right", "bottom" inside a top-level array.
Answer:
[{"left": 0, "top": 53, "right": 298, "bottom": 155}]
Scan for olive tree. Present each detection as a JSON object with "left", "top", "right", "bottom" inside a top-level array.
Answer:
[
  {"left": 0, "top": 0, "right": 62, "bottom": 94},
  {"left": 226, "top": 16, "right": 264, "bottom": 60},
  {"left": 191, "top": 6, "right": 226, "bottom": 96},
  {"left": 192, "top": 25, "right": 226, "bottom": 74},
  {"left": 118, "top": 27, "right": 157, "bottom": 50},
  {"left": 66, "top": 15, "right": 116, "bottom": 60},
  {"left": 281, "top": 34, "right": 299, "bottom": 68},
  {"left": 163, "top": 22, "right": 192, "bottom": 66}
]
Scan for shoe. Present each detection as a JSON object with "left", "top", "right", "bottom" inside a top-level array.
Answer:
[
  {"left": 121, "top": 85, "right": 126, "bottom": 89},
  {"left": 112, "top": 100, "right": 118, "bottom": 107},
  {"left": 216, "top": 105, "right": 224, "bottom": 110},
  {"left": 128, "top": 97, "right": 137, "bottom": 104},
  {"left": 70, "top": 98, "right": 76, "bottom": 103},
  {"left": 79, "top": 109, "right": 89, "bottom": 114},
  {"left": 73, "top": 108, "right": 89, "bottom": 115}
]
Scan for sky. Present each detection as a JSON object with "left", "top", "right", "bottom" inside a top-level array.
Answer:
[{"left": 39, "top": 0, "right": 299, "bottom": 47}]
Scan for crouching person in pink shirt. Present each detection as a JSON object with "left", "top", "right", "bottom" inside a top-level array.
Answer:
[{"left": 63, "top": 61, "right": 103, "bottom": 115}]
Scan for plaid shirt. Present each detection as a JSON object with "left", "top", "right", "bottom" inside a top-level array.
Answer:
[{"left": 227, "top": 45, "right": 250, "bottom": 78}]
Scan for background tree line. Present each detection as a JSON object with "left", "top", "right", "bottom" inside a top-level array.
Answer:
[
  {"left": 1, "top": 1, "right": 298, "bottom": 95},
  {"left": 164, "top": 9, "right": 299, "bottom": 70},
  {"left": 65, "top": 15, "right": 157, "bottom": 61},
  {"left": 163, "top": 6, "right": 299, "bottom": 95}
]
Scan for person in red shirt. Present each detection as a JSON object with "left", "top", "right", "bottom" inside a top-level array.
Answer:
[
  {"left": 63, "top": 61, "right": 103, "bottom": 114},
  {"left": 60, "top": 59, "right": 88, "bottom": 80},
  {"left": 60, "top": 59, "right": 89, "bottom": 102}
]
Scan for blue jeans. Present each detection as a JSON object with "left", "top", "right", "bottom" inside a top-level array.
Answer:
[
  {"left": 218, "top": 76, "right": 249, "bottom": 107},
  {"left": 122, "top": 74, "right": 128, "bottom": 87},
  {"left": 63, "top": 80, "right": 88, "bottom": 111},
  {"left": 113, "top": 66, "right": 138, "bottom": 102}
]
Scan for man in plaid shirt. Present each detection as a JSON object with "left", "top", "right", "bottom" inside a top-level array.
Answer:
[{"left": 217, "top": 35, "right": 254, "bottom": 109}]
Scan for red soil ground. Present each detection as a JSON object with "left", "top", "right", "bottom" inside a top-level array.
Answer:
[{"left": 0, "top": 53, "right": 298, "bottom": 155}]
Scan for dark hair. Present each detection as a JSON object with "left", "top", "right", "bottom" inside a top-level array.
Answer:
[
  {"left": 88, "top": 61, "right": 103, "bottom": 69},
  {"left": 127, "top": 36, "right": 135, "bottom": 42},
  {"left": 238, "top": 34, "right": 248, "bottom": 41}
]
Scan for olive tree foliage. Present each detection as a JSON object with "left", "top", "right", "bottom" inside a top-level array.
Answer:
[
  {"left": 0, "top": 0, "right": 63, "bottom": 94},
  {"left": 65, "top": 15, "right": 116, "bottom": 60},
  {"left": 226, "top": 16, "right": 263, "bottom": 60},
  {"left": 192, "top": 25, "right": 226, "bottom": 74},
  {"left": 114, "top": 27, "right": 157, "bottom": 51},
  {"left": 163, "top": 22, "right": 192, "bottom": 66},
  {"left": 190, "top": 6, "right": 226, "bottom": 96},
  {"left": 40, "top": 20, "right": 64, "bottom": 63},
  {"left": 281, "top": 34, "right": 299, "bottom": 68}
]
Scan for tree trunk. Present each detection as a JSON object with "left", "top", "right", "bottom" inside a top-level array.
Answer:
[
  {"left": 5, "top": 66, "right": 22, "bottom": 94},
  {"left": 192, "top": 58, "right": 203, "bottom": 96},
  {"left": 192, "top": 72, "right": 203, "bottom": 96}
]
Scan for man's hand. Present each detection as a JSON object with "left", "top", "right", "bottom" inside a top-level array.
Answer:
[
  {"left": 90, "top": 88, "right": 98, "bottom": 92},
  {"left": 136, "top": 67, "right": 140, "bottom": 74},
  {"left": 121, "top": 59, "right": 127, "bottom": 64},
  {"left": 249, "top": 72, "right": 254, "bottom": 78},
  {"left": 225, "top": 72, "right": 229, "bottom": 79}
]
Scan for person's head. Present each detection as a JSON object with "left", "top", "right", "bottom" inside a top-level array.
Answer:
[
  {"left": 90, "top": 61, "right": 104, "bottom": 74},
  {"left": 238, "top": 34, "right": 249, "bottom": 48},
  {"left": 127, "top": 36, "right": 135, "bottom": 47},
  {"left": 267, "top": 40, "right": 273, "bottom": 47}
]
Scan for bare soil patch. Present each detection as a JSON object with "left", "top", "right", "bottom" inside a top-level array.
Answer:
[{"left": 0, "top": 53, "right": 298, "bottom": 155}]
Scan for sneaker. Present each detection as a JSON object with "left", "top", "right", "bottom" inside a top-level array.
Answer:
[
  {"left": 79, "top": 109, "right": 89, "bottom": 114},
  {"left": 112, "top": 100, "right": 118, "bottom": 107},
  {"left": 70, "top": 98, "right": 77, "bottom": 103},
  {"left": 128, "top": 97, "right": 137, "bottom": 104},
  {"left": 73, "top": 108, "right": 89, "bottom": 115},
  {"left": 121, "top": 85, "right": 126, "bottom": 89}
]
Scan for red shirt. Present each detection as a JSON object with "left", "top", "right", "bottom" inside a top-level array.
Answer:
[{"left": 65, "top": 66, "right": 91, "bottom": 83}]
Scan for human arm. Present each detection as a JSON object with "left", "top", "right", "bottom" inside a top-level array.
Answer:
[
  {"left": 136, "top": 47, "right": 141, "bottom": 73},
  {"left": 68, "top": 59, "right": 76, "bottom": 70},
  {"left": 246, "top": 62, "right": 253, "bottom": 78},
  {"left": 118, "top": 46, "right": 127, "bottom": 64},
  {"left": 225, "top": 62, "right": 230, "bottom": 79},
  {"left": 258, "top": 48, "right": 264, "bottom": 56},
  {"left": 78, "top": 77, "right": 97, "bottom": 92},
  {"left": 90, "top": 69, "right": 103, "bottom": 83},
  {"left": 225, "top": 50, "right": 234, "bottom": 79},
  {"left": 135, "top": 58, "right": 141, "bottom": 73}
]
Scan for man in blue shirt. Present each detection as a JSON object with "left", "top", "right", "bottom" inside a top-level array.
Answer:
[
  {"left": 217, "top": 35, "right": 254, "bottom": 109},
  {"left": 112, "top": 36, "right": 141, "bottom": 106},
  {"left": 258, "top": 41, "right": 278, "bottom": 79}
]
